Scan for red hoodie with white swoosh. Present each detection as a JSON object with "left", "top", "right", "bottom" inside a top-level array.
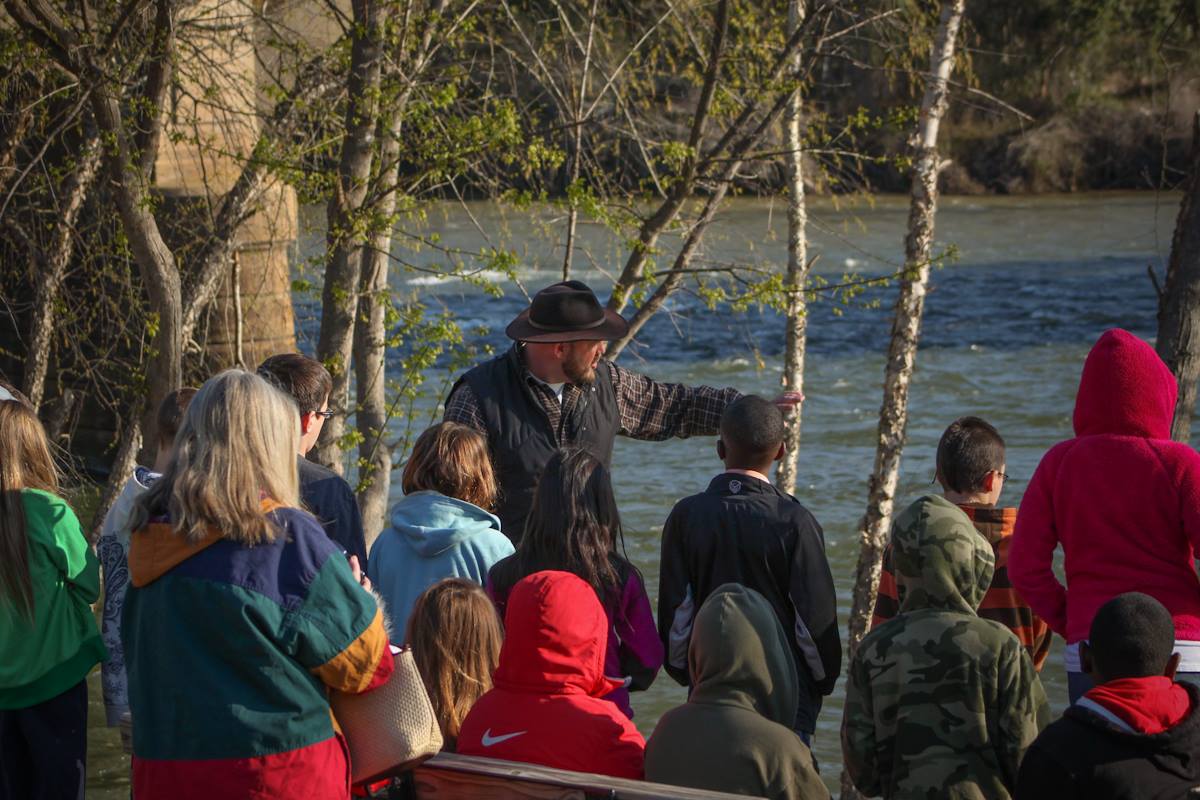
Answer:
[{"left": 457, "top": 570, "right": 646, "bottom": 779}]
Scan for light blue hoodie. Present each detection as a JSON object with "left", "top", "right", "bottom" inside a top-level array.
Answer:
[{"left": 368, "top": 491, "right": 513, "bottom": 636}]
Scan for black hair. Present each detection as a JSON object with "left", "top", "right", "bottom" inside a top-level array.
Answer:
[
  {"left": 490, "top": 448, "right": 633, "bottom": 609},
  {"left": 720, "top": 395, "right": 784, "bottom": 465},
  {"left": 936, "top": 416, "right": 1006, "bottom": 494},
  {"left": 1089, "top": 592, "right": 1176, "bottom": 680}
]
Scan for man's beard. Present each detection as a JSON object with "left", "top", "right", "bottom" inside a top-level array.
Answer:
[{"left": 563, "top": 350, "right": 597, "bottom": 385}]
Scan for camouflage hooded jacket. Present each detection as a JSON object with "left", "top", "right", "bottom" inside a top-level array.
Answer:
[{"left": 842, "top": 495, "right": 1050, "bottom": 799}]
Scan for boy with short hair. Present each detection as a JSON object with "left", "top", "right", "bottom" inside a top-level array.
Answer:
[
  {"left": 843, "top": 495, "right": 1049, "bottom": 799},
  {"left": 873, "top": 416, "right": 1053, "bottom": 669},
  {"left": 1016, "top": 593, "right": 1200, "bottom": 799},
  {"left": 256, "top": 353, "right": 367, "bottom": 565},
  {"left": 97, "top": 387, "right": 197, "bottom": 728},
  {"left": 658, "top": 395, "right": 840, "bottom": 743}
]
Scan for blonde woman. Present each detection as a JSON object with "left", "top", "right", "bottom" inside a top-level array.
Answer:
[
  {"left": 123, "top": 370, "right": 393, "bottom": 800},
  {"left": 368, "top": 422, "right": 513, "bottom": 631},
  {"left": 0, "top": 400, "right": 106, "bottom": 800},
  {"left": 405, "top": 578, "right": 503, "bottom": 752}
]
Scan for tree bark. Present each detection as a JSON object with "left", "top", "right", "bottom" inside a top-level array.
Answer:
[
  {"left": 89, "top": 414, "right": 142, "bottom": 542},
  {"left": 1155, "top": 111, "right": 1200, "bottom": 442},
  {"left": 2, "top": 0, "right": 185, "bottom": 435},
  {"left": 313, "top": 0, "right": 386, "bottom": 473},
  {"left": 560, "top": 0, "right": 599, "bottom": 282},
  {"left": 353, "top": 0, "right": 447, "bottom": 544},
  {"left": 776, "top": 0, "right": 808, "bottom": 497},
  {"left": 23, "top": 134, "right": 102, "bottom": 410},
  {"left": 841, "top": 2, "right": 965, "bottom": 794}
]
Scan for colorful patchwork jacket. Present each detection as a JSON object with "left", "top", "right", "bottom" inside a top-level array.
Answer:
[{"left": 123, "top": 500, "right": 393, "bottom": 800}]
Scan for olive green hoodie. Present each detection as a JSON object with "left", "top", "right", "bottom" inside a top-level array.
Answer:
[
  {"left": 843, "top": 495, "right": 1049, "bottom": 799},
  {"left": 645, "top": 583, "right": 830, "bottom": 800}
]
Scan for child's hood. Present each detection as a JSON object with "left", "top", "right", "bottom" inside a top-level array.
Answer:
[
  {"left": 687, "top": 583, "right": 798, "bottom": 727},
  {"left": 389, "top": 490, "right": 502, "bottom": 557},
  {"left": 894, "top": 495, "right": 995, "bottom": 615},
  {"left": 492, "top": 570, "right": 624, "bottom": 698},
  {"left": 1073, "top": 328, "right": 1176, "bottom": 439}
]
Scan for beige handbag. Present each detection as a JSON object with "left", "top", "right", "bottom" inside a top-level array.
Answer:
[{"left": 331, "top": 645, "right": 443, "bottom": 784}]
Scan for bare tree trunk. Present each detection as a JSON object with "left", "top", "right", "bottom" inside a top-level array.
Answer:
[
  {"left": 354, "top": 119, "right": 399, "bottom": 548},
  {"left": 605, "top": 40, "right": 811, "bottom": 359},
  {"left": 23, "top": 134, "right": 102, "bottom": 410},
  {"left": 1155, "top": 111, "right": 1200, "bottom": 442},
  {"left": 776, "top": 0, "right": 808, "bottom": 497},
  {"left": 560, "top": 0, "right": 599, "bottom": 281},
  {"left": 313, "top": 0, "right": 386, "bottom": 473},
  {"left": 841, "top": 2, "right": 965, "bottom": 794},
  {"left": 604, "top": 0, "right": 730, "bottom": 317},
  {"left": 354, "top": 0, "right": 447, "bottom": 544}
]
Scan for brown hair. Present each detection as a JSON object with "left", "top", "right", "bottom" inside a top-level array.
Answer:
[
  {"left": 156, "top": 387, "right": 199, "bottom": 449},
  {"left": 405, "top": 578, "right": 503, "bottom": 751},
  {"left": 402, "top": 423, "right": 498, "bottom": 511},
  {"left": 0, "top": 401, "right": 60, "bottom": 620},
  {"left": 255, "top": 353, "right": 332, "bottom": 416},
  {"left": 936, "top": 416, "right": 1006, "bottom": 494}
]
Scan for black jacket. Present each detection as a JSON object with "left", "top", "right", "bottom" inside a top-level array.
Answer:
[
  {"left": 450, "top": 346, "right": 619, "bottom": 541},
  {"left": 658, "top": 472, "right": 841, "bottom": 734},
  {"left": 1015, "top": 682, "right": 1200, "bottom": 800},
  {"left": 298, "top": 457, "right": 367, "bottom": 565}
]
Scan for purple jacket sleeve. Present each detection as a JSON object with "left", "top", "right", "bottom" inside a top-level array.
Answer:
[{"left": 616, "top": 569, "right": 664, "bottom": 692}]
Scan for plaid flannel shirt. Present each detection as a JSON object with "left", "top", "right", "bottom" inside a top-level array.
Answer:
[{"left": 444, "top": 350, "right": 741, "bottom": 445}]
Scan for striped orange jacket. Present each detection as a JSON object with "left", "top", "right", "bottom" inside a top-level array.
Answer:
[{"left": 873, "top": 503, "right": 1053, "bottom": 670}]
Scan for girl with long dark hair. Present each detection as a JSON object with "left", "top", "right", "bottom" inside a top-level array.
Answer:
[{"left": 487, "top": 448, "right": 662, "bottom": 717}]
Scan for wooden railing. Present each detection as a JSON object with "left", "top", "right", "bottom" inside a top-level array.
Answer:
[{"left": 409, "top": 753, "right": 765, "bottom": 800}]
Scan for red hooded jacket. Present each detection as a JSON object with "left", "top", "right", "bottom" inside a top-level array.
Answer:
[
  {"left": 457, "top": 570, "right": 646, "bottom": 779},
  {"left": 1010, "top": 329, "right": 1200, "bottom": 644}
]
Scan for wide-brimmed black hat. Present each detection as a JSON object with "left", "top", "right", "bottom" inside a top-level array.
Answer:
[{"left": 505, "top": 281, "right": 630, "bottom": 343}]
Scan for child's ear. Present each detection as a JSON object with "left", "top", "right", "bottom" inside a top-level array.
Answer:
[
  {"left": 774, "top": 442, "right": 786, "bottom": 462},
  {"left": 1166, "top": 652, "right": 1182, "bottom": 681},
  {"left": 982, "top": 471, "right": 997, "bottom": 493},
  {"left": 299, "top": 412, "right": 313, "bottom": 436},
  {"left": 1081, "top": 642, "right": 1095, "bottom": 678},
  {"left": 716, "top": 439, "right": 726, "bottom": 461}
]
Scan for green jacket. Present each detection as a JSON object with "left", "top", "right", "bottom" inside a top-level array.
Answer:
[
  {"left": 0, "top": 489, "right": 105, "bottom": 708},
  {"left": 646, "top": 583, "right": 830, "bottom": 800},
  {"left": 842, "top": 495, "right": 1049, "bottom": 799}
]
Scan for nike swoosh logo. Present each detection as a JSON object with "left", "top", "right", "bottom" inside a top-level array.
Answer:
[{"left": 481, "top": 728, "right": 527, "bottom": 747}]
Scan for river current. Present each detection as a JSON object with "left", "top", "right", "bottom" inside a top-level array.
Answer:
[{"left": 86, "top": 192, "right": 1184, "bottom": 795}]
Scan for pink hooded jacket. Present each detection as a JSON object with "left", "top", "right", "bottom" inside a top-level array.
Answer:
[{"left": 1009, "top": 329, "right": 1200, "bottom": 644}]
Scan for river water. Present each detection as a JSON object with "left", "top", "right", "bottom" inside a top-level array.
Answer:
[{"left": 85, "top": 192, "right": 1184, "bottom": 795}]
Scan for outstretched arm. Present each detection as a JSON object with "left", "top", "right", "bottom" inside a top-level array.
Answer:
[{"left": 608, "top": 362, "right": 740, "bottom": 440}]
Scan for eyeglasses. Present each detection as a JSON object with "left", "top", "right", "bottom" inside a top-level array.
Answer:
[{"left": 314, "top": 409, "right": 335, "bottom": 420}]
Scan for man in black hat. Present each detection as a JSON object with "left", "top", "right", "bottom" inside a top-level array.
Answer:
[{"left": 445, "top": 280, "right": 801, "bottom": 542}]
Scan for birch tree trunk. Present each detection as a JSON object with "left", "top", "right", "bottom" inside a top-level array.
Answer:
[
  {"left": 1155, "top": 111, "right": 1200, "bottom": 442},
  {"left": 842, "top": 2, "right": 965, "bottom": 794},
  {"left": 353, "top": 0, "right": 448, "bottom": 545},
  {"left": 776, "top": 0, "right": 808, "bottom": 497},
  {"left": 314, "top": 0, "right": 386, "bottom": 473},
  {"left": 23, "top": 134, "right": 101, "bottom": 410}
]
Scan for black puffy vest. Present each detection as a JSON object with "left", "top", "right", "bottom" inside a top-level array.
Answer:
[{"left": 452, "top": 345, "right": 619, "bottom": 542}]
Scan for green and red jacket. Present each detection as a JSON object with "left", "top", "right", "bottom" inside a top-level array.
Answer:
[{"left": 123, "top": 500, "right": 393, "bottom": 800}]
